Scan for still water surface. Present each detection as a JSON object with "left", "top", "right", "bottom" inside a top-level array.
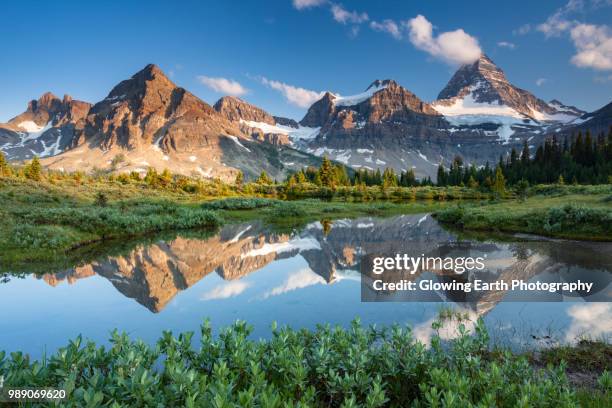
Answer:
[{"left": 1, "top": 214, "right": 610, "bottom": 358}]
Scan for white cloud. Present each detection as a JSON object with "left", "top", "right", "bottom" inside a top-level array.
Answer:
[
  {"left": 412, "top": 309, "right": 479, "bottom": 347},
  {"left": 407, "top": 15, "right": 482, "bottom": 65},
  {"left": 537, "top": 0, "right": 583, "bottom": 38},
  {"left": 565, "top": 303, "right": 612, "bottom": 342},
  {"left": 197, "top": 76, "right": 248, "bottom": 96},
  {"left": 260, "top": 77, "right": 325, "bottom": 108},
  {"left": 570, "top": 23, "right": 612, "bottom": 70},
  {"left": 531, "top": 1, "right": 612, "bottom": 71},
  {"left": 292, "top": 0, "right": 326, "bottom": 10},
  {"left": 261, "top": 268, "right": 326, "bottom": 299},
  {"left": 594, "top": 73, "right": 612, "bottom": 82},
  {"left": 348, "top": 25, "right": 360, "bottom": 38},
  {"left": 370, "top": 19, "right": 402, "bottom": 40},
  {"left": 536, "top": 78, "right": 548, "bottom": 86},
  {"left": 513, "top": 24, "right": 532, "bottom": 35},
  {"left": 330, "top": 3, "right": 368, "bottom": 24},
  {"left": 497, "top": 41, "right": 516, "bottom": 49},
  {"left": 201, "top": 280, "right": 250, "bottom": 300}
]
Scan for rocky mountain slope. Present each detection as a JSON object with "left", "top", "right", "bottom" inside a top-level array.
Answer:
[
  {"left": 23, "top": 65, "right": 327, "bottom": 181},
  {"left": 2, "top": 58, "right": 609, "bottom": 181},
  {"left": 277, "top": 55, "right": 602, "bottom": 179},
  {"left": 0, "top": 93, "right": 90, "bottom": 160},
  {"left": 434, "top": 54, "right": 584, "bottom": 122},
  {"left": 560, "top": 101, "right": 612, "bottom": 136}
]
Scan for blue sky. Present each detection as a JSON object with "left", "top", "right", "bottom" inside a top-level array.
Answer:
[{"left": 1, "top": 0, "right": 611, "bottom": 121}]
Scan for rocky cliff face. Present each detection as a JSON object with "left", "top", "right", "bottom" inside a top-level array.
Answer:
[
  {"left": 0, "top": 93, "right": 91, "bottom": 160},
  {"left": 72, "top": 64, "right": 243, "bottom": 150},
  {"left": 297, "top": 80, "right": 454, "bottom": 179},
  {"left": 295, "top": 57, "right": 597, "bottom": 179},
  {"left": 213, "top": 96, "right": 291, "bottom": 145},
  {"left": 2, "top": 60, "right": 608, "bottom": 182},
  {"left": 300, "top": 80, "right": 444, "bottom": 130},
  {"left": 214, "top": 96, "right": 276, "bottom": 125},
  {"left": 37, "top": 64, "right": 325, "bottom": 181}
]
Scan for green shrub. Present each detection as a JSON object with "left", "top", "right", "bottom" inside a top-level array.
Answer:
[
  {"left": 8, "top": 224, "right": 73, "bottom": 249},
  {"left": 435, "top": 206, "right": 465, "bottom": 224},
  {"left": 13, "top": 204, "right": 221, "bottom": 238},
  {"left": 0, "top": 319, "right": 589, "bottom": 407},
  {"left": 202, "top": 197, "right": 278, "bottom": 210},
  {"left": 542, "top": 205, "right": 612, "bottom": 234}
]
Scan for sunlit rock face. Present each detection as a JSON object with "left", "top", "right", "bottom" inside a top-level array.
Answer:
[
  {"left": 0, "top": 92, "right": 91, "bottom": 161},
  {"left": 41, "top": 216, "right": 612, "bottom": 314}
]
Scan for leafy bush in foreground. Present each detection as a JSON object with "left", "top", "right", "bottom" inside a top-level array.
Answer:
[{"left": 1, "top": 319, "right": 602, "bottom": 407}]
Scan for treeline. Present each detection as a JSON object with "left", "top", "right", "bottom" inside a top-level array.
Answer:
[
  {"left": 437, "top": 129, "right": 612, "bottom": 187},
  {"left": 283, "top": 157, "right": 432, "bottom": 189},
  {"left": 2, "top": 128, "right": 610, "bottom": 195}
]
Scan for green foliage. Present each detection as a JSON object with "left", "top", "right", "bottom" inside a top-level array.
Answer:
[
  {"left": 435, "top": 206, "right": 466, "bottom": 224},
  {"left": 0, "top": 319, "right": 592, "bottom": 407},
  {"left": 234, "top": 171, "right": 244, "bottom": 189},
  {"left": 11, "top": 203, "right": 221, "bottom": 239},
  {"left": 542, "top": 204, "right": 612, "bottom": 234},
  {"left": 8, "top": 223, "right": 74, "bottom": 249},
  {"left": 256, "top": 170, "right": 273, "bottom": 185},
  {"left": 493, "top": 165, "right": 506, "bottom": 198},
  {"left": 515, "top": 179, "right": 530, "bottom": 201},
  {"left": 437, "top": 130, "right": 612, "bottom": 188},
  {"left": 435, "top": 196, "right": 612, "bottom": 240},
  {"left": 202, "top": 197, "right": 278, "bottom": 210},
  {"left": 24, "top": 156, "right": 42, "bottom": 180},
  {"left": 94, "top": 191, "right": 108, "bottom": 207},
  {"left": 0, "top": 151, "right": 12, "bottom": 176}
]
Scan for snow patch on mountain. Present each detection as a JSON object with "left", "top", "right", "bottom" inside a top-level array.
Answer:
[
  {"left": 20, "top": 121, "right": 53, "bottom": 142},
  {"left": 18, "top": 121, "right": 46, "bottom": 133},
  {"left": 240, "top": 119, "right": 320, "bottom": 141},
  {"left": 226, "top": 135, "right": 251, "bottom": 152},
  {"left": 433, "top": 93, "right": 523, "bottom": 118},
  {"left": 332, "top": 82, "right": 387, "bottom": 107}
]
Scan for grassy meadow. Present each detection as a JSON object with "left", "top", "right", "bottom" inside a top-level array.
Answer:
[{"left": 1, "top": 171, "right": 611, "bottom": 272}]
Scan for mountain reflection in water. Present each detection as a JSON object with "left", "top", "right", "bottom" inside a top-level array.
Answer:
[{"left": 38, "top": 215, "right": 612, "bottom": 315}]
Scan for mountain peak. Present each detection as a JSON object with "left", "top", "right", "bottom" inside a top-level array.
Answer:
[
  {"left": 27, "top": 92, "right": 60, "bottom": 111},
  {"left": 437, "top": 54, "right": 509, "bottom": 102},
  {"left": 366, "top": 79, "right": 394, "bottom": 91},
  {"left": 434, "top": 54, "right": 584, "bottom": 124},
  {"left": 99, "top": 64, "right": 177, "bottom": 107},
  {"left": 140, "top": 63, "right": 165, "bottom": 77},
  {"left": 214, "top": 95, "right": 276, "bottom": 125}
]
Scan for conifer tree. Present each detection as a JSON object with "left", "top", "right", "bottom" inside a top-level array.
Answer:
[
  {"left": 493, "top": 165, "right": 505, "bottom": 198},
  {"left": 234, "top": 171, "right": 244, "bottom": 188},
  {"left": 317, "top": 156, "right": 334, "bottom": 187},
  {"left": 24, "top": 156, "right": 42, "bottom": 181},
  {"left": 256, "top": 171, "right": 272, "bottom": 185},
  {"left": 0, "top": 151, "right": 11, "bottom": 177}
]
